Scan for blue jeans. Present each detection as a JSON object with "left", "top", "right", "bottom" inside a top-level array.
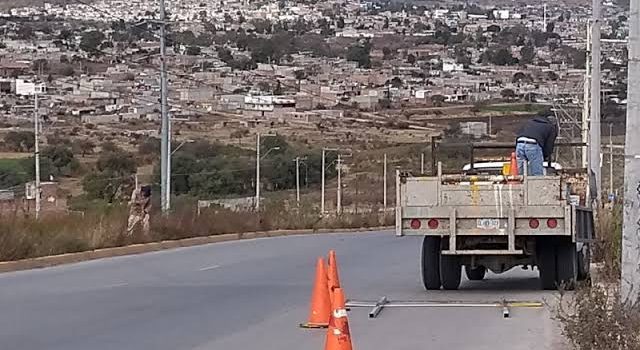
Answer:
[{"left": 516, "top": 143, "right": 544, "bottom": 176}]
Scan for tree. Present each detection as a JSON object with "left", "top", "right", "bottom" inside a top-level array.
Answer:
[
  {"left": 79, "top": 31, "right": 106, "bottom": 56},
  {"left": 0, "top": 167, "right": 26, "bottom": 189},
  {"left": 407, "top": 53, "right": 416, "bottom": 64},
  {"left": 4, "top": 131, "right": 34, "bottom": 152},
  {"left": 185, "top": 46, "right": 201, "bottom": 56},
  {"left": 138, "top": 137, "right": 159, "bottom": 157},
  {"left": 546, "top": 21, "right": 555, "bottom": 33},
  {"left": 83, "top": 149, "right": 136, "bottom": 201},
  {"left": 512, "top": 71, "right": 532, "bottom": 83},
  {"left": 42, "top": 145, "right": 74, "bottom": 174},
  {"left": 487, "top": 24, "right": 501, "bottom": 33},
  {"left": 481, "top": 47, "right": 518, "bottom": 66},
  {"left": 520, "top": 45, "right": 535, "bottom": 65},
  {"left": 546, "top": 71, "right": 559, "bottom": 81},
  {"left": 59, "top": 65, "right": 75, "bottom": 76},
  {"left": 346, "top": 41, "right": 372, "bottom": 68},
  {"left": 31, "top": 59, "right": 49, "bottom": 74},
  {"left": 390, "top": 77, "right": 403, "bottom": 88},
  {"left": 501, "top": 88, "right": 516, "bottom": 99},
  {"left": 431, "top": 95, "right": 446, "bottom": 107},
  {"left": 337, "top": 16, "right": 345, "bottom": 29},
  {"left": 101, "top": 141, "right": 121, "bottom": 153},
  {"left": 72, "top": 139, "right": 96, "bottom": 157},
  {"left": 252, "top": 19, "right": 272, "bottom": 34},
  {"left": 382, "top": 47, "right": 393, "bottom": 60},
  {"left": 455, "top": 45, "right": 472, "bottom": 66}
]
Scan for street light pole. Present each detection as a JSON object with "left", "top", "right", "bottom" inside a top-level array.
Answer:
[
  {"left": 295, "top": 156, "right": 300, "bottom": 206},
  {"left": 383, "top": 153, "right": 387, "bottom": 211},
  {"left": 34, "top": 92, "right": 40, "bottom": 219},
  {"left": 337, "top": 154, "right": 342, "bottom": 215},
  {"left": 321, "top": 148, "right": 325, "bottom": 214},
  {"left": 256, "top": 133, "right": 261, "bottom": 211},
  {"left": 421, "top": 152, "right": 424, "bottom": 174}
]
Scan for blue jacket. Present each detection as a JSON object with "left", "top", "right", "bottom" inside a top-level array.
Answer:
[{"left": 517, "top": 117, "right": 558, "bottom": 160}]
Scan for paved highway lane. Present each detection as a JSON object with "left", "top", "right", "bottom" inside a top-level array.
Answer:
[{"left": 0, "top": 231, "right": 568, "bottom": 350}]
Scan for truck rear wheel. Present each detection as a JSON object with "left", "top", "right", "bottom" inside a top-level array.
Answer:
[
  {"left": 421, "top": 236, "right": 442, "bottom": 290},
  {"left": 556, "top": 240, "right": 578, "bottom": 290},
  {"left": 440, "top": 255, "right": 462, "bottom": 290},
  {"left": 465, "top": 266, "right": 486, "bottom": 281},
  {"left": 536, "top": 237, "right": 557, "bottom": 290}
]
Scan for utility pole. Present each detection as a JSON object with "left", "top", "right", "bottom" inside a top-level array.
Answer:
[
  {"left": 295, "top": 156, "right": 300, "bottom": 206},
  {"left": 256, "top": 133, "right": 261, "bottom": 211},
  {"left": 421, "top": 153, "right": 424, "bottom": 174},
  {"left": 337, "top": 154, "right": 342, "bottom": 215},
  {"left": 543, "top": 3, "right": 547, "bottom": 32},
  {"left": 590, "top": 0, "right": 602, "bottom": 204},
  {"left": 34, "top": 93, "right": 40, "bottom": 219},
  {"left": 621, "top": 0, "right": 640, "bottom": 305},
  {"left": 255, "top": 133, "right": 278, "bottom": 211},
  {"left": 383, "top": 153, "right": 387, "bottom": 211},
  {"left": 321, "top": 148, "right": 337, "bottom": 215},
  {"left": 159, "top": 0, "right": 170, "bottom": 213},
  {"left": 583, "top": 21, "right": 592, "bottom": 169}
]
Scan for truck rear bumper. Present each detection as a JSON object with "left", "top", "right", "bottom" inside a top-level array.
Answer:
[{"left": 441, "top": 249, "right": 524, "bottom": 255}]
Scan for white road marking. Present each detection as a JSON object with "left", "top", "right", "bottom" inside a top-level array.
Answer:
[
  {"left": 102, "top": 282, "right": 128, "bottom": 288},
  {"left": 198, "top": 264, "right": 220, "bottom": 271}
]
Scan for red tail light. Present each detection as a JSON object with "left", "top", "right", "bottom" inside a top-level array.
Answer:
[
  {"left": 547, "top": 218, "right": 558, "bottom": 229},
  {"left": 428, "top": 219, "right": 439, "bottom": 229},
  {"left": 529, "top": 219, "right": 540, "bottom": 229},
  {"left": 410, "top": 219, "right": 421, "bottom": 229}
]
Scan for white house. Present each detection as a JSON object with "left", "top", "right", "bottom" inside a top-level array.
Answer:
[{"left": 15, "top": 79, "right": 46, "bottom": 96}]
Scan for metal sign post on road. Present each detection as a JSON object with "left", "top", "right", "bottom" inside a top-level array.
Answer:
[{"left": 622, "top": 0, "right": 640, "bottom": 306}]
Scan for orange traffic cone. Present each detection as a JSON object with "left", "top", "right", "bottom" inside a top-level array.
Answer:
[
  {"left": 509, "top": 152, "right": 519, "bottom": 177},
  {"left": 324, "top": 288, "right": 353, "bottom": 350},
  {"left": 327, "top": 250, "right": 341, "bottom": 293},
  {"left": 300, "top": 257, "right": 331, "bottom": 329}
]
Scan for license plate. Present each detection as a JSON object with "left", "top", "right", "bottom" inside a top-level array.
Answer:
[{"left": 477, "top": 219, "right": 500, "bottom": 229}]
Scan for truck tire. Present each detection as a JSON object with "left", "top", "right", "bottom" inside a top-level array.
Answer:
[
  {"left": 421, "top": 236, "right": 442, "bottom": 290},
  {"left": 465, "top": 266, "right": 486, "bottom": 281},
  {"left": 440, "top": 255, "right": 462, "bottom": 290},
  {"left": 536, "top": 237, "right": 557, "bottom": 290},
  {"left": 556, "top": 240, "right": 578, "bottom": 290},
  {"left": 577, "top": 244, "right": 591, "bottom": 282}
]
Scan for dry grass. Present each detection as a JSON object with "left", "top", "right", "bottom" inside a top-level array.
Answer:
[
  {"left": 593, "top": 205, "right": 623, "bottom": 282},
  {"left": 0, "top": 200, "right": 392, "bottom": 262},
  {"left": 557, "top": 284, "right": 640, "bottom": 350},
  {"left": 557, "top": 205, "right": 640, "bottom": 350}
]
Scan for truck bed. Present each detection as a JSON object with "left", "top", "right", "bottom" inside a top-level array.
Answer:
[{"left": 395, "top": 169, "right": 594, "bottom": 255}]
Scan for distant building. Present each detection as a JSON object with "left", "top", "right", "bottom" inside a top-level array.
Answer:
[
  {"left": 492, "top": 9, "right": 510, "bottom": 20},
  {"left": 460, "top": 121, "right": 488, "bottom": 138},
  {"left": 15, "top": 79, "right": 46, "bottom": 96},
  {"left": 243, "top": 95, "right": 296, "bottom": 119}
]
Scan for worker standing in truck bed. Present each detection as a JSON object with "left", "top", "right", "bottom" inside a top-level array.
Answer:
[{"left": 515, "top": 114, "right": 558, "bottom": 176}]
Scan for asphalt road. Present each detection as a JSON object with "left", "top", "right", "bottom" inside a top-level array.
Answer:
[{"left": 0, "top": 231, "right": 568, "bottom": 350}]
